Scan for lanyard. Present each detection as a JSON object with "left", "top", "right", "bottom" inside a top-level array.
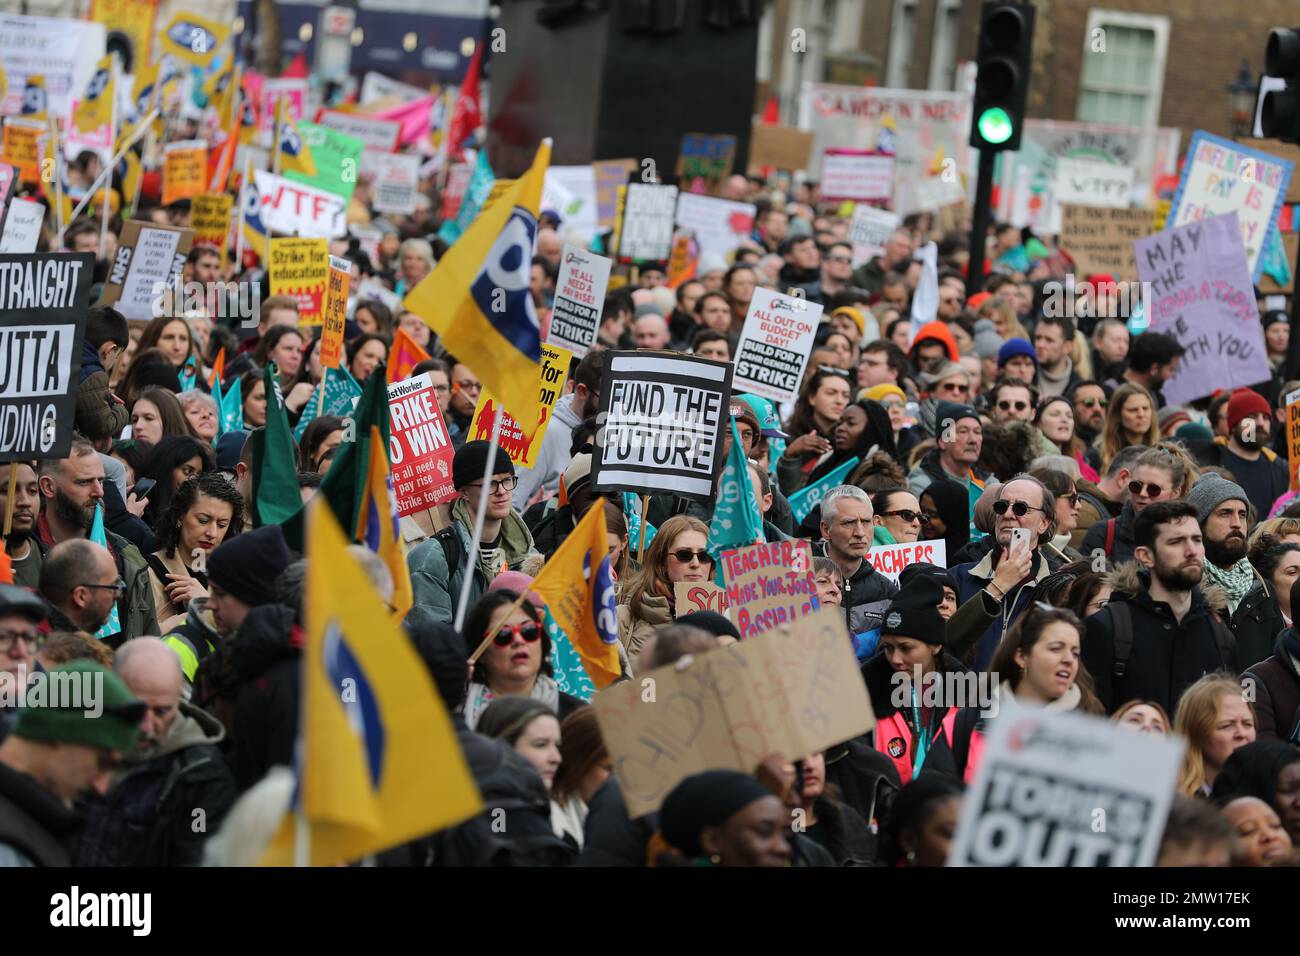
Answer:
[{"left": 911, "top": 682, "right": 931, "bottom": 777}]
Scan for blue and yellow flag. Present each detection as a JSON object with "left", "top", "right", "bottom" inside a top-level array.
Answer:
[
  {"left": 404, "top": 139, "right": 550, "bottom": 432},
  {"left": 20, "top": 75, "right": 47, "bottom": 120},
  {"left": 239, "top": 168, "right": 268, "bottom": 254},
  {"left": 159, "top": 12, "right": 230, "bottom": 70},
  {"left": 528, "top": 498, "right": 621, "bottom": 689},
  {"left": 707, "top": 416, "right": 765, "bottom": 556},
  {"left": 73, "top": 55, "right": 116, "bottom": 134},
  {"left": 355, "top": 425, "right": 413, "bottom": 620},
  {"left": 260, "top": 502, "right": 481, "bottom": 866},
  {"left": 275, "top": 99, "right": 317, "bottom": 178}
]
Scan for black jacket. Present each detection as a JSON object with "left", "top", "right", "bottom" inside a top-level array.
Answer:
[
  {"left": 1242, "top": 630, "right": 1300, "bottom": 742},
  {"left": 804, "top": 795, "right": 877, "bottom": 866},
  {"left": 578, "top": 775, "right": 657, "bottom": 867},
  {"left": 823, "top": 737, "right": 900, "bottom": 836},
  {"left": 860, "top": 651, "right": 964, "bottom": 780},
  {"left": 0, "top": 761, "right": 79, "bottom": 866},
  {"left": 841, "top": 554, "right": 899, "bottom": 636},
  {"left": 1230, "top": 580, "right": 1286, "bottom": 672},
  {"left": 1082, "top": 575, "right": 1239, "bottom": 715},
  {"left": 228, "top": 604, "right": 300, "bottom": 792},
  {"left": 1080, "top": 500, "right": 1136, "bottom": 566}
]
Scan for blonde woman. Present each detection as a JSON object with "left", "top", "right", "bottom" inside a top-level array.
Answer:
[
  {"left": 1099, "top": 383, "right": 1159, "bottom": 470},
  {"left": 1173, "top": 674, "right": 1257, "bottom": 797},
  {"left": 978, "top": 298, "right": 1030, "bottom": 343},
  {"left": 616, "top": 515, "right": 711, "bottom": 669}
]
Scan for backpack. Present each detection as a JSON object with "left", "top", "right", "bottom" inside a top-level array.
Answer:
[
  {"left": 433, "top": 525, "right": 465, "bottom": 577},
  {"left": 1109, "top": 600, "right": 1237, "bottom": 682}
]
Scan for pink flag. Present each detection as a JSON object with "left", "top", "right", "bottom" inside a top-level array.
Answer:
[{"left": 373, "top": 95, "right": 436, "bottom": 148}]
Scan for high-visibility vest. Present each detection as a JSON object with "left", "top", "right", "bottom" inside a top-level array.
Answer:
[{"left": 874, "top": 708, "right": 957, "bottom": 785}]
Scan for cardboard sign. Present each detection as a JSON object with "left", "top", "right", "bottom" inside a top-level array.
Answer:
[
  {"left": 618, "top": 182, "right": 677, "bottom": 262},
  {"left": 676, "top": 133, "right": 736, "bottom": 195},
  {"left": 720, "top": 539, "right": 818, "bottom": 639},
  {"left": 848, "top": 205, "right": 900, "bottom": 262},
  {"left": 161, "top": 140, "right": 207, "bottom": 206},
  {"left": 0, "top": 13, "right": 105, "bottom": 117},
  {"left": 1059, "top": 204, "right": 1152, "bottom": 282},
  {"left": 268, "top": 238, "right": 329, "bottom": 325},
  {"left": 467, "top": 343, "right": 571, "bottom": 469},
  {"left": 367, "top": 151, "right": 421, "bottom": 215},
  {"left": 2, "top": 119, "right": 42, "bottom": 183},
  {"left": 388, "top": 373, "right": 457, "bottom": 515},
  {"left": 820, "top": 149, "right": 894, "bottom": 202},
  {"left": 253, "top": 169, "right": 347, "bottom": 239},
  {"left": 867, "top": 540, "right": 947, "bottom": 584},
  {"left": 947, "top": 701, "right": 1183, "bottom": 867},
  {"left": 1136, "top": 213, "right": 1268, "bottom": 406},
  {"left": 0, "top": 196, "right": 42, "bottom": 253},
  {"left": 0, "top": 253, "right": 93, "bottom": 461},
  {"left": 673, "top": 581, "right": 731, "bottom": 617},
  {"left": 1053, "top": 158, "right": 1135, "bottom": 209},
  {"left": 1287, "top": 387, "right": 1300, "bottom": 493},
  {"left": 547, "top": 245, "right": 611, "bottom": 359},
  {"left": 1235, "top": 138, "right": 1300, "bottom": 203},
  {"left": 748, "top": 123, "right": 814, "bottom": 172},
  {"left": 732, "top": 287, "right": 824, "bottom": 404},
  {"left": 1168, "top": 130, "right": 1293, "bottom": 282},
  {"left": 189, "top": 193, "right": 232, "bottom": 268},
  {"left": 286, "top": 121, "right": 366, "bottom": 202},
  {"left": 673, "top": 192, "right": 756, "bottom": 259},
  {"left": 591, "top": 351, "right": 732, "bottom": 504},
  {"left": 592, "top": 158, "right": 637, "bottom": 230},
  {"left": 317, "top": 109, "right": 401, "bottom": 152},
  {"left": 593, "top": 604, "right": 874, "bottom": 818},
  {"left": 100, "top": 221, "right": 192, "bottom": 321},
  {"left": 319, "top": 255, "right": 350, "bottom": 369}
]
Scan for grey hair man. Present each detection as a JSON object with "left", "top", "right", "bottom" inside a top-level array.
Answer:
[{"left": 818, "top": 486, "right": 898, "bottom": 635}]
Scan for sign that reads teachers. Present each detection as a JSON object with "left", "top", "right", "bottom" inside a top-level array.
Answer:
[
  {"left": 720, "top": 539, "right": 819, "bottom": 640},
  {"left": 0, "top": 253, "right": 93, "bottom": 461},
  {"left": 546, "top": 245, "right": 611, "bottom": 359},
  {"left": 591, "top": 351, "right": 732, "bottom": 504},
  {"left": 732, "top": 288, "right": 824, "bottom": 404}
]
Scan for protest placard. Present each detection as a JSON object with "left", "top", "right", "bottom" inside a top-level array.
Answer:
[
  {"left": 732, "top": 287, "right": 824, "bottom": 404},
  {"left": 591, "top": 351, "right": 732, "bottom": 504},
  {"left": 673, "top": 192, "right": 756, "bottom": 259},
  {"left": 189, "top": 193, "right": 232, "bottom": 268},
  {"left": 544, "top": 165, "right": 601, "bottom": 243},
  {"left": 788, "top": 456, "right": 860, "bottom": 524},
  {"left": 618, "top": 182, "right": 677, "bottom": 262},
  {"left": 868, "top": 540, "right": 947, "bottom": 585},
  {"left": 367, "top": 150, "right": 421, "bottom": 215},
  {"left": 161, "top": 140, "right": 206, "bottom": 206},
  {"left": 748, "top": 123, "right": 814, "bottom": 172},
  {"left": 1136, "top": 213, "right": 1268, "bottom": 405},
  {"left": 665, "top": 233, "right": 696, "bottom": 290},
  {"left": 592, "top": 158, "right": 637, "bottom": 230},
  {"left": 0, "top": 252, "right": 93, "bottom": 461},
  {"left": 1287, "top": 387, "right": 1300, "bottom": 492},
  {"left": 720, "top": 539, "right": 818, "bottom": 639},
  {"left": 911, "top": 174, "right": 967, "bottom": 211},
  {"left": 676, "top": 133, "right": 736, "bottom": 195},
  {"left": 253, "top": 169, "right": 348, "bottom": 239},
  {"left": 1168, "top": 130, "right": 1293, "bottom": 281},
  {"left": 389, "top": 373, "right": 457, "bottom": 515},
  {"left": 258, "top": 78, "right": 306, "bottom": 138},
  {"left": 1053, "top": 158, "right": 1135, "bottom": 209},
  {"left": 0, "top": 13, "right": 104, "bottom": 117},
  {"left": 1235, "top": 138, "right": 1300, "bottom": 203},
  {"left": 2, "top": 119, "right": 42, "bottom": 183},
  {"left": 100, "top": 221, "right": 192, "bottom": 321},
  {"left": 0, "top": 197, "right": 43, "bottom": 253},
  {"left": 319, "top": 255, "right": 350, "bottom": 369},
  {"left": 546, "top": 245, "right": 610, "bottom": 359},
  {"left": 359, "top": 71, "right": 428, "bottom": 107},
  {"left": 468, "top": 344, "right": 571, "bottom": 469},
  {"left": 1058, "top": 204, "right": 1152, "bottom": 282},
  {"left": 848, "top": 206, "right": 900, "bottom": 262},
  {"left": 268, "top": 238, "right": 330, "bottom": 325},
  {"left": 947, "top": 701, "right": 1183, "bottom": 867},
  {"left": 286, "top": 121, "right": 365, "bottom": 202},
  {"left": 820, "top": 149, "right": 894, "bottom": 202},
  {"left": 594, "top": 604, "right": 874, "bottom": 818},
  {"left": 673, "top": 581, "right": 731, "bottom": 617},
  {"left": 317, "top": 109, "right": 401, "bottom": 152}
]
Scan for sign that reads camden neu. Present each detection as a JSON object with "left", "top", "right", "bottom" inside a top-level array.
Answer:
[{"left": 0, "top": 253, "right": 93, "bottom": 461}]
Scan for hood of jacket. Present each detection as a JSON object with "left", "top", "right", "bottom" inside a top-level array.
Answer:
[
  {"left": 1108, "top": 561, "right": 1230, "bottom": 617},
  {"left": 79, "top": 340, "right": 106, "bottom": 384},
  {"left": 125, "top": 700, "right": 225, "bottom": 767},
  {"left": 180, "top": 596, "right": 220, "bottom": 642},
  {"left": 909, "top": 321, "right": 959, "bottom": 363},
  {"left": 451, "top": 496, "right": 535, "bottom": 571},
  {"left": 553, "top": 392, "right": 584, "bottom": 433},
  {"left": 229, "top": 604, "right": 299, "bottom": 683}
]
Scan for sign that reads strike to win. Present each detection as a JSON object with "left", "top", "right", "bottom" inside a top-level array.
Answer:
[
  {"left": 732, "top": 288, "right": 824, "bottom": 404},
  {"left": 387, "top": 373, "right": 457, "bottom": 515}
]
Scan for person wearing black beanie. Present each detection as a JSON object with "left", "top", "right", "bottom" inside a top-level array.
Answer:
[
  {"left": 658, "top": 770, "right": 790, "bottom": 866},
  {"left": 898, "top": 562, "right": 959, "bottom": 620},
  {"left": 206, "top": 524, "right": 293, "bottom": 636}
]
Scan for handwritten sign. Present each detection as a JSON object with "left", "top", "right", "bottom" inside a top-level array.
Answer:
[
  {"left": 848, "top": 206, "right": 900, "bottom": 262},
  {"left": 0, "top": 196, "right": 42, "bottom": 253},
  {"left": 675, "top": 133, "right": 736, "bottom": 195},
  {"left": 1287, "top": 387, "right": 1300, "bottom": 493},
  {"left": 673, "top": 192, "right": 755, "bottom": 259},
  {"left": 592, "top": 158, "right": 636, "bottom": 230},
  {"left": 1136, "top": 213, "right": 1268, "bottom": 405},
  {"left": 912, "top": 174, "right": 966, "bottom": 211},
  {"left": 820, "top": 149, "right": 894, "bottom": 202},
  {"left": 468, "top": 343, "right": 571, "bottom": 468},
  {"left": 720, "top": 539, "right": 818, "bottom": 639},
  {"left": 867, "top": 540, "right": 947, "bottom": 585},
  {"left": 1053, "top": 158, "right": 1135, "bottom": 209},
  {"left": 100, "top": 221, "right": 192, "bottom": 321},
  {"left": 673, "top": 581, "right": 731, "bottom": 617},
  {"left": 189, "top": 193, "right": 232, "bottom": 269},
  {"left": 732, "top": 287, "right": 824, "bottom": 404},
  {"left": 618, "top": 182, "right": 677, "bottom": 262},
  {"left": 593, "top": 604, "right": 875, "bottom": 818},
  {"left": 2, "top": 119, "right": 41, "bottom": 183},
  {"left": 268, "top": 238, "right": 329, "bottom": 325},
  {"left": 388, "top": 373, "right": 457, "bottom": 515},
  {"left": 1059, "top": 204, "right": 1152, "bottom": 282},
  {"left": 161, "top": 140, "right": 207, "bottom": 206},
  {"left": 546, "top": 245, "right": 611, "bottom": 359},
  {"left": 319, "top": 255, "right": 350, "bottom": 369},
  {"left": 748, "top": 123, "right": 815, "bottom": 172}
]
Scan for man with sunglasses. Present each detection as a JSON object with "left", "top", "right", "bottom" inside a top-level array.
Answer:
[
  {"left": 1080, "top": 448, "right": 1183, "bottom": 565},
  {"left": 987, "top": 377, "right": 1036, "bottom": 425},
  {"left": 1069, "top": 380, "right": 1110, "bottom": 446},
  {"left": 38, "top": 540, "right": 122, "bottom": 636}
]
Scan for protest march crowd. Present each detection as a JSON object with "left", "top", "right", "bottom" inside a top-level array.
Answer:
[{"left": 2, "top": 9, "right": 1300, "bottom": 875}]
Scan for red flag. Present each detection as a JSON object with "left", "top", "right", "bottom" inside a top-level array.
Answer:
[
  {"left": 0, "top": 549, "right": 13, "bottom": 585},
  {"left": 283, "top": 53, "right": 309, "bottom": 79},
  {"left": 447, "top": 44, "right": 482, "bottom": 156},
  {"left": 387, "top": 328, "right": 432, "bottom": 385},
  {"left": 761, "top": 93, "right": 780, "bottom": 125}
]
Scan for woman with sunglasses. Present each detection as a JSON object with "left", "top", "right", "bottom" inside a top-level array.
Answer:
[
  {"left": 1099, "top": 383, "right": 1159, "bottom": 471},
  {"left": 461, "top": 589, "right": 586, "bottom": 732},
  {"left": 617, "top": 515, "right": 712, "bottom": 669},
  {"left": 871, "top": 488, "right": 926, "bottom": 546},
  {"left": 778, "top": 368, "right": 851, "bottom": 495}
]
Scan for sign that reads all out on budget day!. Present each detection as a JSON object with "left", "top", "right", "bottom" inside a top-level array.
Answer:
[
  {"left": 0, "top": 253, "right": 93, "bottom": 461},
  {"left": 546, "top": 245, "right": 611, "bottom": 359},
  {"left": 732, "top": 287, "right": 824, "bottom": 404},
  {"left": 388, "top": 373, "right": 457, "bottom": 516},
  {"left": 99, "top": 221, "right": 193, "bottom": 321},
  {"left": 590, "top": 351, "right": 732, "bottom": 504}
]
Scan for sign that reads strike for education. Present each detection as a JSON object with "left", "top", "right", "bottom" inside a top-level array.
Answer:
[
  {"left": 591, "top": 352, "right": 732, "bottom": 504},
  {"left": 0, "top": 253, "right": 93, "bottom": 461},
  {"left": 732, "top": 288, "right": 824, "bottom": 403}
]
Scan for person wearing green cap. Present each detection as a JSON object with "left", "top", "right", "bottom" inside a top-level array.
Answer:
[{"left": 0, "top": 660, "right": 144, "bottom": 866}]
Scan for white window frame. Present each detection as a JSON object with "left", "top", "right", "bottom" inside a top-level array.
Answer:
[
  {"left": 1076, "top": 9, "right": 1169, "bottom": 130},
  {"left": 886, "top": 0, "right": 918, "bottom": 90},
  {"left": 927, "top": 0, "right": 962, "bottom": 91}
]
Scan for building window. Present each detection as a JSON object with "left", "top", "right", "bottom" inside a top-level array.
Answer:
[
  {"left": 928, "top": 0, "right": 961, "bottom": 91},
  {"left": 886, "top": 0, "right": 918, "bottom": 89},
  {"left": 1077, "top": 10, "right": 1169, "bottom": 128}
]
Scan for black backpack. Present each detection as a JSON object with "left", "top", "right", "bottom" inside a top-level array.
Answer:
[{"left": 1108, "top": 600, "right": 1237, "bottom": 682}]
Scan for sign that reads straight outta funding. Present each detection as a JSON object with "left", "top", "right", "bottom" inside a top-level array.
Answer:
[
  {"left": 591, "top": 351, "right": 732, "bottom": 504},
  {"left": 733, "top": 288, "right": 823, "bottom": 403}
]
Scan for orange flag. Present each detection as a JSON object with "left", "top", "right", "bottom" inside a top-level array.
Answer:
[
  {"left": 0, "top": 549, "right": 13, "bottom": 585},
  {"left": 209, "top": 347, "right": 226, "bottom": 388},
  {"left": 387, "top": 328, "right": 431, "bottom": 384}
]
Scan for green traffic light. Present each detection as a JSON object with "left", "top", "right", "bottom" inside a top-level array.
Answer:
[{"left": 977, "top": 107, "right": 1014, "bottom": 145}]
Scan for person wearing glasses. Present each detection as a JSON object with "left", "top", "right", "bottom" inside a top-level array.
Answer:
[
  {"left": 871, "top": 489, "right": 926, "bottom": 546},
  {"left": 409, "top": 441, "right": 538, "bottom": 627},
  {"left": 1028, "top": 466, "right": 1086, "bottom": 565},
  {"left": 907, "top": 401, "right": 987, "bottom": 535},
  {"left": 462, "top": 589, "right": 585, "bottom": 732},
  {"left": 987, "top": 376, "right": 1036, "bottom": 426},
  {"left": 616, "top": 515, "right": 712, "bottom": 669},
  {"left": 1081, "top": 447, "right": 1183, "bottom": 565},
  {"left": 916, "top": 362, "right": 973, "bottom": 438},
  {"left": 37, "top": 540, "right": 125, "bottom": 636},
  {"left": 0, "top": 584, "right": 51, "bottom": 742}
]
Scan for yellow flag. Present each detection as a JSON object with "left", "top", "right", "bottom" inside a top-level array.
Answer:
[
  {"left": 73, "top": 55, "right": 115, "bottom": 134},
  {"left": 259, "top": 503, "right": 481, "bottom": 866},
  {"left": 275, "top": 103, "right": 317, "bottom": 179},
  {"left": 158, "top": 12, "right": 230, "bottom": 69}
]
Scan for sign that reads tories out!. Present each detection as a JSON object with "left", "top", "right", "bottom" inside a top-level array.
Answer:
[
  {"left": 387, "top": 373, "right": 456, "bottom": 516},
  {"left": 732, "top": 287, "right": 823, "bottom": 404}
]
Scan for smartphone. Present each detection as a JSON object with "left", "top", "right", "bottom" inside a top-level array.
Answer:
[
  {"left": 1009, "top": 527, "right": 1031, "bottom": 558},
  {"left": 131, "top": 478, "right": 157, "bottom": 500}
]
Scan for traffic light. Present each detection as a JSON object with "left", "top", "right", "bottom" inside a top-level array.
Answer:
[
  {"left": 969, "top": 2, "right": 1036, "bottom": 153},
  {"left": 1262, "top": 27, "right": 1300, "bottom": 142}
]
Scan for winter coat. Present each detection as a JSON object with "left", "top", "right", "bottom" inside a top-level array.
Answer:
[
  {"left": 75, "top": 342, "right": 129, "bottom": 442},
  {"left": 617, "top": 593, "right": 673, "bottom": 671},
  {"left": 71, "top": 702, "right": 236, "bottom": 866},
  {"left": 578, "top": 776, "right": 657, "bottom": 867},
  {"left": 526, "top": 500, "right": 576, "bottom": 560},
  {"left": 1081, "top": 500, "right": 1137, "bottom": 566},
  {"left": 906, "top": 446, "right": 987, "bottom": 510},
  {"left": 512, "top": 394, "right": 584, "bottom": 509},
  {"left": 949, "top": 546, "right": 1053, "bottom": 671},
  {"left": 860, "top": 651, "right": 964, "bottom": 782},
  {"left": 1071, "top": 480, "right": 1121, "bottom": 550},
  {"left": 1230, "top": 580, "right": 1287, "bottom": 671},
  {"left": 804, "top": 795, "right": 877, "bottom": 866},
  {"left": 841, "top": 554, "right": 899, "bottom": 636},
  {"left": 823, "top": 737, "right": 900, "bottom": 843},
  {"left": 227, "top": 604, "right": 300, "bottom": 792},
  {"left": 1241, "top": 631, "right": 1300, "bottom": 741},
  {"left": 1082, "top": 570, "right": 1238, "bottom": 716},
  {"left": 950, "top": 682, "right": 1085, "bottom": 781},
  {"left": 163, "top": 597, "right": 223, "bottom": 685},
  {"left": 0, "top": 762, "right": 78, "bottom": 866}
]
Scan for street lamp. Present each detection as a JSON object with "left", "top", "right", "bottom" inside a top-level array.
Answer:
[{"left": 1228, "top": 60, "right": 1256, "bottom": 137}]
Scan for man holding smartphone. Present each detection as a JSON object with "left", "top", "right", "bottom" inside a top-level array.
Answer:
[{"left": 947, "top": 475, "right": 1055, "bottom": 671}]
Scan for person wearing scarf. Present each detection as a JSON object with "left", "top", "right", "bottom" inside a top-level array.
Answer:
[{"left": 1190, "top": 474, "right": 1258, "bottom": 615}]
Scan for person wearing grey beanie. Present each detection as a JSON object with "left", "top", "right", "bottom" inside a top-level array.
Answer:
[
  {"left": 1190, "top": 474, "right": 1254, "bottom": 614},
  {"left": 973, "top": 325, "right": 1005, "bottom": 391}
]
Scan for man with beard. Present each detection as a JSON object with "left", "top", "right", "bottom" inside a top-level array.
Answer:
[
  {"left": 1106, "top": 330, "right": 1184, "bottom": 408},
  {"left": 1083, "top": 500, "right": 1238, "bottom": 715},
  {"left": 0, "top": 462, "right": 41, "bottom": 588},
  {"left": 1190, "top": 474, "right": 1256, "bottom": 615},
  {"left": 1068, "top": 379, "right": 1109, "bottom": 448},
  {"left": 38, "top": 540, "right": 121, "bottom": 634},
  {"left": 511, "top": 346, "right": 606, "bottom": 508},
  {"left": 35, "top": 440, "right": 158, "bottom": 645},
  {"left": 1187, "top": 389, "right": 1289, "bottom": 520}
]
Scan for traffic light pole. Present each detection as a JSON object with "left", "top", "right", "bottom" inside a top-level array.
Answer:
[
  {"left": 966, "top": 148, "right": 996, "bottom": 298},
  {"left": 1280, "top": 236, "right": 1300, "bottom": 383}
]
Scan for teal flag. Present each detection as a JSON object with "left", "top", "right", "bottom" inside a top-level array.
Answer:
[
  {"left": 622, "top": 492, "right": 656, "bottom": 552},
  {"left": 788, "top": 456, "right": 860, "bottom": 524},
  {"left": 90, "top": 504, "right": 121, "bottom": 640},
  {"left": 544, "top": 609, "right": 595, "bottom": 702},
  {"left": 1262, "top": 222, "right": 1293, "bottom": 288},
  {"left": 220, "top": 376, "right": 244, "bottom": 434},
  {"left": 708, "top": 416, "right": 763, "bottom": 556},
  {"left": 178, "top": 355, "right": 199, "bottom": 393},
  {"left": 294, "top": 365, "right": 362, "bottom": 440},
  {"left": 437, "top": 150, "right": 494, "bottom": 245}
]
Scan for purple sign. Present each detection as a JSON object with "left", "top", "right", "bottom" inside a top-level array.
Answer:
[{"left": 1135, "top": 213, "right": 1268, "bottom": 405}]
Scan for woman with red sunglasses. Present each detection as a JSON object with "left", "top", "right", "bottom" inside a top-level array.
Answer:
[
  {"left": 461, "top": 589, "right": 586, "bottom": 731},
  {"left": 617, "top": 515, "right": 712, "bottom": 671}
]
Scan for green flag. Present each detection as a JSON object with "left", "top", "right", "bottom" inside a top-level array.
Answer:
[
  {"left": 707, "top": 416, "right": 764, "bottom": 556},
  {"left": 251, "top": 366, "right": 302, "bottom": 527},
  {"left": 283, "top": 121, "right": 365, "bottom": 201}
]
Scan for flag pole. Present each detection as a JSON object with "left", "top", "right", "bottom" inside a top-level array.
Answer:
[
  {"left": 3, "top": 467, "right": 16, "bottom": 536},
  {"left": 235, "top": 154, "right": 251, "bottom": 267},
  {"left": 100, "top": 54, "right": 119, "bottom": 256},
  {"left": 65, "top": 108, "right": 158, "bottom": 224},
  {"left": 48, "top": 115, "right": 64, "bottom": 245},
  {"left": 294, "top": 812, "right": 310, "bottom": 867},
  {"left": 452, "top": 410, "right": 502, "bottom": 633},
  {"left": 636, "top": 493, "right": 650, "bottom": 563},
  {"left": 317, "top": 366, "right": 328, "bottom": 417}
]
